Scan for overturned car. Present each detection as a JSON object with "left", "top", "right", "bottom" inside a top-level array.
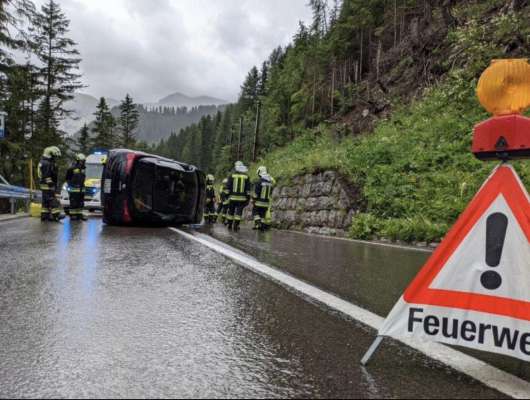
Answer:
[{"left": 102, "top": 149, "right": 205, "bottom": 226}]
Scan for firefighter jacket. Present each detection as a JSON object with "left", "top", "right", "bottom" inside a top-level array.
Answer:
[
  {"left": 65, "top": 162, "right": 86, "bottom": 193},
  {"left": 227, "top": 172, "right": 251, "bottom": 202},
  {"left": 205, "top": 185, "right": 216, "bottom": 204},
  {"left": 253, "top": 175, "right": 275, "bottom": 208},
  {"left": 220, "top": 181, "right": 230, "bottom": 205},
  {"left": 38, "top": 157, "right": 58, "bottom": 191}
]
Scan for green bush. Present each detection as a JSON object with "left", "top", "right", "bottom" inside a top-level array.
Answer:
[{"left": 349, "top": 213, "right": 381, "bottom": 240}]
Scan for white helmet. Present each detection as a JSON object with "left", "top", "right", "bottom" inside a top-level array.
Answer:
[
  {"left": 257, "top": 166, "right": 267, "bottom": 177},
  {"left": 76, "top": 153, "right": 86, "bottom": 162},
  {"left": 234, "top": 161, "right": 248, "bottom": 173},
  {"left": 43, "top": 146, "right": 61, "bottom": 158}
]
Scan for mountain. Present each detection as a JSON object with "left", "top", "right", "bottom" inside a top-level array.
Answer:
[
  {"left": 60, "top": 93, "right": 119, "bottom": 136},
  {"left": 67, "top": 91, "right": 229, "bottom": 144},
  {"left": 156, "top": 92, "right": 228, "bottom": 108}
]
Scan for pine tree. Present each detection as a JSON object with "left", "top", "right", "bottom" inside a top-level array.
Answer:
[
  {"left": 77, "top": 123, "right": 90, "bottom": 154},
  {"left": 119, "top": 93, "right": 139, "bottom": 148},
  {"left": 31, "top": 0, "right": 83, "bottom": 146},
  {"left": 92, "top": 97, "right": 115, "bottom": 149},
  {"left": 239, "top": 66, "right": 260, "bottom": 112},
  {"left": 0, "top": 1, "right": 35, "bottom": 102},
  {"left": 258, "top": 61, "right": 269, "bottom": 97}
]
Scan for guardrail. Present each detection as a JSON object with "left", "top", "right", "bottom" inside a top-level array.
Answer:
[{"left": 0, "top": 183, "right": 40, "bottom": 214}]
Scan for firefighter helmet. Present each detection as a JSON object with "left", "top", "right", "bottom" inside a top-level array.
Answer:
[
  {"left": 76, "top": 153, "right": 86, "bottom": 161},
  {"left": 257, "top": 166, "right": 267, "bottom": 177},
  {"left": 234, "top": 161, "right": 248, "bottom": 173},
  {"left": 206, "top": 174, "right": 215, "bottom": 184},
  {"left": 43, "top": 146, "right": 61, "bottom": 158}
]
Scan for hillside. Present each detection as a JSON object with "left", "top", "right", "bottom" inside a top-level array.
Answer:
[{"left": 154, "top": 0, "right": 530, "bottom": 242}]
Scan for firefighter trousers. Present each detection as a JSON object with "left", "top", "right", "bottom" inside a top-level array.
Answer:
[
  {"left": 69, "top": 191, "right": 85, "bottom": 216},
  {"left": 227, "top": 200, "right": 247, "bottom": 223},
  {"left": 41, "top": 190, "right": 61, "bottom": 220}
]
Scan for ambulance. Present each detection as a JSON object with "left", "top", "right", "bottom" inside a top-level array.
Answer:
[{"left": 61, "top": 151, "right": 108, "bottom": 212}]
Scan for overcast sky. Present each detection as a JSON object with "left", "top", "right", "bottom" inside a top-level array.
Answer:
[{"left": 32, "top": 0, "right": 312, "bottom": 103}]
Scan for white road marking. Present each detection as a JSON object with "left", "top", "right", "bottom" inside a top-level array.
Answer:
[{"left": 170, "top": 227, "right": 530, "bottom": 399}]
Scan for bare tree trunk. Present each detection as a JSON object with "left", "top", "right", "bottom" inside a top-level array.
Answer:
[
  {"left": 252, "top": 101, "right": 261, "bottom": 162},
  {"left": 359, "top": 30, "right": 363, "bottom": 81},
  {"left": 394, "top": 0, "right": 398, "bottom": 47},
  {"left": 367, "top": 28, "right": 372, "bottom": 74},
  {"left": 376, "top": 40, "right": 382, "bottom": 80},
  {"left": 400, "top": 11, "right": 405, "bottom": 42},
  {"left": 331, "top": 62, "right": 335, "bottom": 114},
  {"left": 237, "top": 117, "right": 242, "bottom": 161},
  {"left": 311, "top": 72, "right": 316, "bottom": 115}
]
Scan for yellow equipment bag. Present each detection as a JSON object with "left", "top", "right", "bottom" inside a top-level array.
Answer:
[{"left": 30, "top": 202, "right": 42, "bottom": 218}]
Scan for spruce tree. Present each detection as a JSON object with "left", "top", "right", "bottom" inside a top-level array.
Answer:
[
  {"left": 239, "top": 66, "right": 260, "bottom": 112},
  {"left": 119, "top": 93, "right": 139, "bottom": 148},
  {"left": 31, "top": 0, "right": 83, "bottom": 146},
  {"left": 92, "top": 97, "right": 115, "bottom": 149},
  {"left": 77, "top": 123, "right": 90, "bottom": 154}
]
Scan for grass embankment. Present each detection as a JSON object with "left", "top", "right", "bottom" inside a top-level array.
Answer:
[{"left": 254, "top": 79, "right": 530, "bottom": 243}]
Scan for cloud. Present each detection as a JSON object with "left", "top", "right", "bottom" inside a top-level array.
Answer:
[{"left": 32, "top": 0, "right": 312, "bottom": 103}]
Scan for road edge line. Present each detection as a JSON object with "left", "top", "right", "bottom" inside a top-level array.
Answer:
[{"left": 170, "top": 227, "right": 530, "bottom": 399}]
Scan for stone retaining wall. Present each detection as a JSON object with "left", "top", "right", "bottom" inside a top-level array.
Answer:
[{"left": 267, "top": 170, "right": 361, "bottom": 237}]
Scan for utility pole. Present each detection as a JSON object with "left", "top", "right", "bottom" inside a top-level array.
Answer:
[
  {"left": 252, "top": 100, "right": 261, "bottom": 162},
  {"left": 237, "top": 117, "right": 243, "bottom": 161},
  {"left": 229, "top": 125, "right": 234, "bottom": 161}
]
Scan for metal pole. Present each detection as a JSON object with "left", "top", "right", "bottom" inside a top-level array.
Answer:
[
  {"left": 252, "top": 100, "right": 261, "bottom": 162},
  {"left": 229, "top": 126, "right": 234, "bottom": 162},
  {"left": 360, "top": 336, "right": 383, "bottom": 366},
  {"left": 10, "top": 197, "right": 15, "bottom": 214},
  {"left": 237, "top": 117, "right": 243, "bottom": 161}
]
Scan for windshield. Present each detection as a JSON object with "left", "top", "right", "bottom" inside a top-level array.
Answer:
[{"left": 86, "top": 163, "right": 104, "bottom": 180}]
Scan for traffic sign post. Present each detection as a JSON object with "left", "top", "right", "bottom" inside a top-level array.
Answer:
[
  {"left": 362, "top": 59, "right": 530, "bottom": 366},
  {"left": 0, "top": 111, "right": 6, "bottom": 140}
]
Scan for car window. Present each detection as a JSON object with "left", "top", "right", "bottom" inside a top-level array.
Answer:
[
  {"left": 132, "top": 162, "right": 154, "bottom": 213},
  {"left": 154, "top": 167, "right": 195, "bottom": 215}
]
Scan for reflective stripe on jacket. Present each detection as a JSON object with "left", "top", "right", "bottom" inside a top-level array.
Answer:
[
  {"left": 38, "top": 158, "right": 58, "bottom": 191},
  {"left": 227, "top": 173, "right": 250, "bottom": 202},
  {"left": 253, "top": 177, "right": 274, "bottom": 208}
]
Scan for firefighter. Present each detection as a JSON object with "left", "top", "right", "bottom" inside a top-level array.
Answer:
[
  {"left": 226, "top": 161, "right": 250, "bottom": 231},
  {"left": 204, "top": 174, "right": 217, "bottom": 224},
  {"left": 38, "top": 146, "right": 64, "bottom": 222},
  {"left": 217, "top": 178, "right": 229, "bottom": 224},
  {"left": 252, "top": 166, "right": 275, "bottom": 231},
  {"left": 66, "top": 153, "right": 87, "bottom": 221}
]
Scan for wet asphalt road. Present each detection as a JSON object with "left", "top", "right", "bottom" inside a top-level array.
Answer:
[
  {"left": 0, "top": 218, "right": 505, "bottom": 398},
  {"left": 204, "top": 224, "right": 530, "bottom": 382}
]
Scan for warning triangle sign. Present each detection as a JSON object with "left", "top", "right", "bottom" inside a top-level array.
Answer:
[{"left": 378, "top": 164, "right": 530, "bottom": 361}]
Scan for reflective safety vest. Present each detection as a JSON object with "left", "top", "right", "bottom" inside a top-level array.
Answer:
[
  {"left": 38, "top": 157, "right": 58, "bottom": 191},
  {"left": 227, "top": 173, "right": 250, "bottom": 202},
  {"left": 253, "top": 176, "right": 275, "bottom": 208},
  {"left": 220, "top": 182, "right": 230, "bottom": 205},
  {"left": 205, "top": 185, "right": 216, "bottom": 203},
  {"left": 66, "top": 162, "right": 86, "bottom": 193}
]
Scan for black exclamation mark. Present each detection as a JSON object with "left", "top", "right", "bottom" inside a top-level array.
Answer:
[{"left": 481, "top": 213, "right": 508, "bottom": 290}]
